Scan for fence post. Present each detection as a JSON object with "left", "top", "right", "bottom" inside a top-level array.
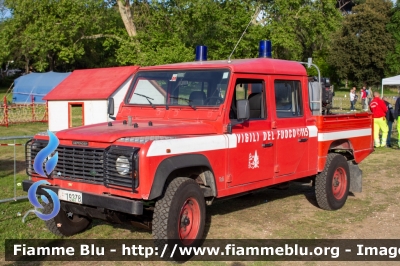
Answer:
[
  {"left": 31, "top": 95, "right": 35, "bottom": 122},
  {"left": 1, "top": 96, "right": 4, "bottom": 127},
  {"left": 4, "top": 96, "right": 8, "bottom": 127},
  {"left": 13, "top": 138, "right": 16, "bottom": 200},
  {"left": 45, "top": 100, "right": 48, "bottom": 122}
]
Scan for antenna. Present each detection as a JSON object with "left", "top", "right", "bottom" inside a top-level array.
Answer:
[{"left": 228, "top": 6, "right": 261, "bottom": 63}]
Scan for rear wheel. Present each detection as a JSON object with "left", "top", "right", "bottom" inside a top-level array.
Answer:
[
  {"left": 315, "top": 153, "right": 350, "bottom": 210},
  {"left": 43, "top": 203, "right": 91, "bottom": 236},
  {"left": 152, "top": 177, "right": 206, "bottom": 247}
]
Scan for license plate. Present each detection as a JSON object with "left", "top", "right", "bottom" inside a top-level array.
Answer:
[{"left": 58, "top": 189, "right": 83, "bottom": 204}]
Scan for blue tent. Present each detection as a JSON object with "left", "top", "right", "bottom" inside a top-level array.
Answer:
[{"left": 12, "top": 72, "right": 71, "bottom": 104}]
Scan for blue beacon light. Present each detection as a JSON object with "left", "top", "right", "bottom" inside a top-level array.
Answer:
[
  {"left": 195, "top": 45, "right": 208, "bottom": 61},
  {"left": 259, "top": 40, "right": 272, "bottom": 58}
]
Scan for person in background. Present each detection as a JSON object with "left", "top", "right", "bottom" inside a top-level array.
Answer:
[
  {"left": 367, "top": 87, "right": 373, "bottom": 105},
  {"left": 382, "top": 96, "right": 395, "bottom": 147},
  {"left": 370, "top": 91, "right": 389, "bottom": 148},
  {"left": 361, "top": 87, "right": 367, "bottom": 111},
  {"left": 350, "top": 87, "right": 356, "bottom": 112},
  {"left": 395, "top": 95, "right": 400, "bottom": 149}
]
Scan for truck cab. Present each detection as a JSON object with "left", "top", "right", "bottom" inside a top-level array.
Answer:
[{"left": 24, "top": 51, "right": 373, "bottom": 247}]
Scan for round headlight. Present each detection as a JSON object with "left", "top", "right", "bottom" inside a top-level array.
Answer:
[{"left": 116, "top": 156, "right": 130, "bottom": 175}]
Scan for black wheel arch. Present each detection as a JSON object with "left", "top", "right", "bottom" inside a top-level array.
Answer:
[
  {"left": 328, "top": 139, "right": 355, "bottom": 161},
  {"left": 148, "top": 154, "right": 216, "bottom": 200}
]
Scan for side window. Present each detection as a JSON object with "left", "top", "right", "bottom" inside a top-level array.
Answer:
[
  {"left": 230, "top": 79, "right": 266, "bottom": 120},
  {"left": 274, "top": 80, "right": 302, "bottom": 118}
]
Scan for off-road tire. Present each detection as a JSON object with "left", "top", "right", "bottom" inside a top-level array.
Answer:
[
  {"left": 43, "top": 203, "right": 91, "bottom": 236},
  {"left": 315, "top": 153, "right": 350, "bottom": 210},
  {"left": 152, "top": 177, "right": 206, "bottom": 247}
]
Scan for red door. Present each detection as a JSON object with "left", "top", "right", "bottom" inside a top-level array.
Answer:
[
  {"left": 227, "top": 76, "right": 275, "bottom": 187},
  {"left": 272, "top": 77, "right": 309, "bottom": 177}
]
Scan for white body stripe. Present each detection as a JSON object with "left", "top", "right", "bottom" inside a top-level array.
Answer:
[
  {"left": 147, "top": 135, "right": 237, "bottom": 157},
  {"left": 318, "top": 128, "right": 371, "bottom": 141},
  {"left": 146, "top": 127, "right": 370, "bottom": 156},
  {"left": 307, "top": 126, "right": 318, "bottom": 137},
  {"left": 226, "top": 133, "right": 238, "bottom": 148}
]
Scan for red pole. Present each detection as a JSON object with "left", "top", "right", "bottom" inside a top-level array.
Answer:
[{"left": 4, "top": 96, "right": 8, "bottom": 127}]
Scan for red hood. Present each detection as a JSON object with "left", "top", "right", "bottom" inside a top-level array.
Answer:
[{"left": 54, "top": 120, "right": 218, "bottom": 143}]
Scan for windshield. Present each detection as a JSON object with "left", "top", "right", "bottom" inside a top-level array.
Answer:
[{"left": 126, "top": 69, "right": 230, "bottom": 108}]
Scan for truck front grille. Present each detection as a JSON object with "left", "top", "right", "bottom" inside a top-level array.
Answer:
[
  {"left": 54, "top": 146, "right": 104, "bottom": 183},
  {"left": 26, "top": 140, "right": 139, "bottom": 190}
]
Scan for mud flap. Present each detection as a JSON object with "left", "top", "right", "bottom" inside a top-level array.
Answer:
[{"left": 348, "top": 161, "right": 362, "bottom": 193}]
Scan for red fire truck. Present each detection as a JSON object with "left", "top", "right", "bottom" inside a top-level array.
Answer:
[{"left": 24, "top": 44, "right": 373, "bottom": 246}]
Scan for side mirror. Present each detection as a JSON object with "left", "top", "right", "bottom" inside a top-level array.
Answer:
[
  {"left": 237, "top": 99, "right": 250, "bottom": 120},
  {"left": 108, "top": 98, "right": 114, "bottom": 116}
]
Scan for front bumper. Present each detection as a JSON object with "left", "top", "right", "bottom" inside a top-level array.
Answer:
[{"left": 22, "top": 180, "right": 143, "bottom": 215}]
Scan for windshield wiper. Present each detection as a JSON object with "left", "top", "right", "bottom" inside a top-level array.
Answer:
[
  {"left": 169, "top": 96, "right": 196, "bottom": 110},
  {"left": 134, "top": 93, "right": 156, "bottom": 109}
]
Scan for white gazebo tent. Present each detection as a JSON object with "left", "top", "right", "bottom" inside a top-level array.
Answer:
[{"left": 381, "top": 75, "right": 400, "bottom": 96}]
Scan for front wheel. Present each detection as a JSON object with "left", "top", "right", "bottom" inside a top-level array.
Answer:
[
  {"left": 43, "top": 203, "right": 92, "bottom": 236},
  {"left": 315, "top": 153, "right": 350, "bottom": 210},
  {"left": 152, "top": 177, "right": 206, "bottom": 247}
]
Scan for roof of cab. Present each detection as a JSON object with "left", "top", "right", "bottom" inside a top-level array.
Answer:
[{"left": 139, "top": 58, "right": 307, "bottom": 76}]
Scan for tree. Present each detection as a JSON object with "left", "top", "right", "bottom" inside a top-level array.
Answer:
[
  {"left": 2, "top": 0, "right": 122, "bottom": 72},
  {"left": 117, "top": 0, "right": 342, "bottom": 70},
  {"left": 0, "top": 0, "right": 349, "bottom": 73},
  {"left": 336, "top": 0, "right": 366, "bottom": 13},
  {"left": 117, "top": 0, "right": 137, "bottom": 37},
  {"left": 114, "top": 0, "right": 266, "bottom": 66},
  {"left": 0, "top": 0, "right": 10, "bottom": 75},
  {"left": 386, "top": 0, "right": 400, "bottom": 76},
  {"left": 165, "top": 0, "right": 264, "bottom": 61},
  {"left": 328, "top": 0, "right": 394, "bottom": 86},
  {"left": 260, "top": 0, "right": 341, "bottom": 78}
]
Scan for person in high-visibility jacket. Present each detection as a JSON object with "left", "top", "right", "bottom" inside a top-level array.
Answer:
[
  {"left": 370, "top": 91, "right": 389, "bottom": 147},
  {"left": 395, "top": 95, "right": 400, "bottom": 149}
]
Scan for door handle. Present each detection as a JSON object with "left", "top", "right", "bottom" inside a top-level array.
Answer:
[
  {"left": 262, "top": 143, "right": 273, "bottom": 148},
  {"left": 298, "top": 138, "right": 308, "bottom": 142}
]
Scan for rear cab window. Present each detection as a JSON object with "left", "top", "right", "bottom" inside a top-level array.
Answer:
[{"left": 274, "top": 80, "right": 303, "bottom": 118}]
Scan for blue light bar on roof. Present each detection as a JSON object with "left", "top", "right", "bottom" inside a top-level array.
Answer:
[
  {"left": 195, "top": 45, "right": 208, "bottom": 61},
  {"left": 259, "top": 40, "right": 272, "bottom": 58}
]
